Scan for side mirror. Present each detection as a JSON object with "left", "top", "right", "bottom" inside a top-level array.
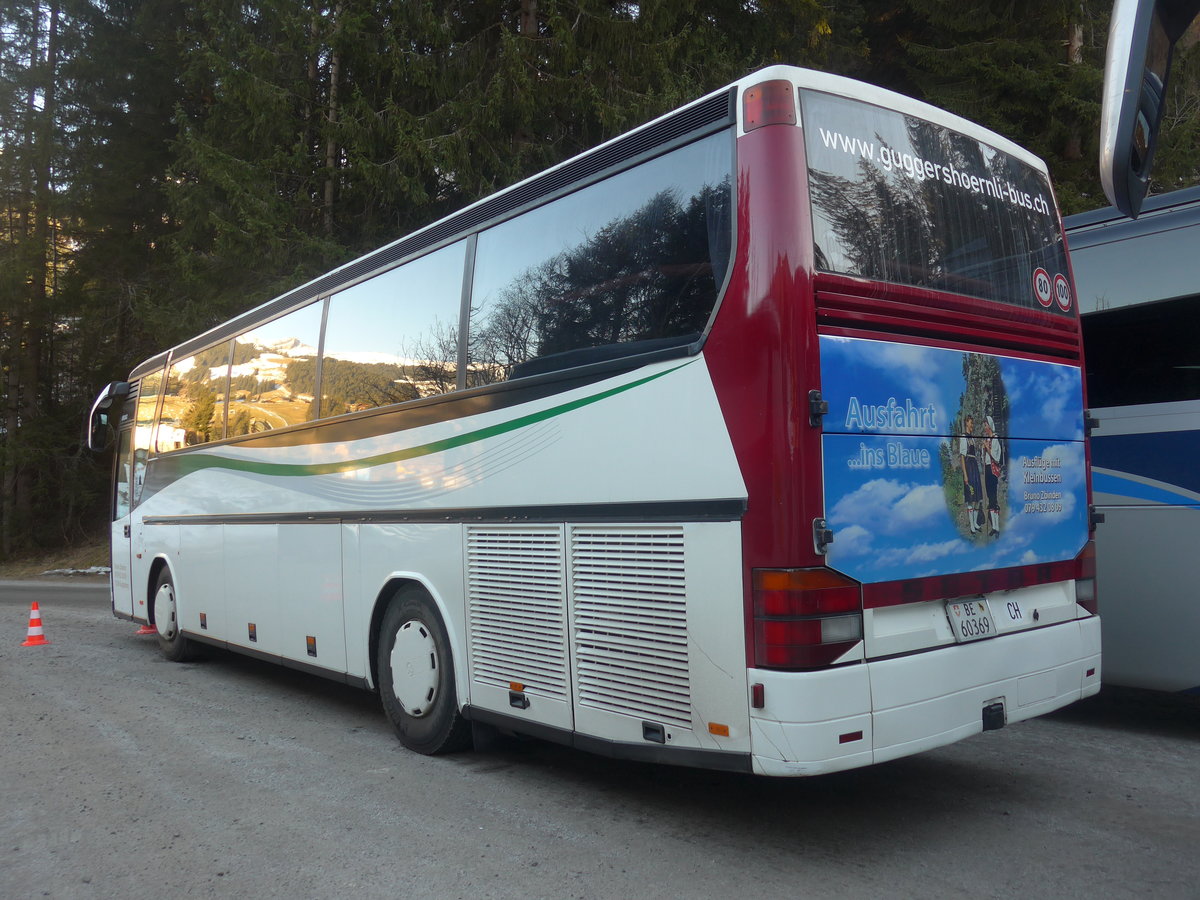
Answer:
[
  {"left": 85, "top": 381, "right": 132, "bottom": 451},
  {"left": 1100, "top": 0, "right": 1200, "bottom": 217}
]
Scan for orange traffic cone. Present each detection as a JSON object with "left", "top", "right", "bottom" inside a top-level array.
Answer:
[
  {"left": 20, "top": 601, "right": 50, "bottom": 646},
  {"left": 134, "top": 624, "right": 156, "bottom": 635}
]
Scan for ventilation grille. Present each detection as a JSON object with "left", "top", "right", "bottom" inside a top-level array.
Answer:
[
  {"left": 467, "top": 526, "right": 568, "bottom": 701},
  {"left": 571, "top": 526, "right": 691, "bottom": 728}
]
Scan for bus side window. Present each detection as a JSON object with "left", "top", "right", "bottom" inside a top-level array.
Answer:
[
  {"left": 467, "top": 131, "right": 732, "bottom": 385},
  {"left": 322, "top": 240, "right": 467, "bottom": 416},
  {"left": 228, "top": 302, "right": 324, "bottom": 434},
  {"left": 1082, "top": 294, "right": 1200, "bottom": 407},
  {"left": 114, "top": 428, "right": 133, "bottom": 521},
  {"left": 131, "top": 369, "right": 162, "bottom": 506},
  {"left": 159, "top": 345, "right": 230, "bottom": 451}
]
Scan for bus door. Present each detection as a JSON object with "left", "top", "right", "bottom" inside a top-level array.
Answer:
[
  {"left": 110, "top": 424, "right": 135, "bottom": 616},
  {"left": 86, "top": 380, "right": 136, "bottom": 617}
]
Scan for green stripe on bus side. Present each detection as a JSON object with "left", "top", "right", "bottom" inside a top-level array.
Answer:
[{"left": 170, "top": 362, "right": 692, "bottom": 478}]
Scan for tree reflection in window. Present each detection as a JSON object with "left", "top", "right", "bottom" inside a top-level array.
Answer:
[
  {"left": 468, "top": 132, "right": 732, "bottom": 384},
  {"left": 804, "top": 91, "right": 1069, "bottom": 312}
]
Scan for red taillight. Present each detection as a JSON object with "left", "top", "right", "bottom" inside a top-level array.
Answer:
[
  {"left": 753, "top": 567, "right": 860, "bottom": 616},
  {"left": 752, "top": 568, "right": 862, "bottom": 670},
  {"left": 742, "top": 80, "right": 797, "bottom": 132},
  {"left": 1075, "top": 540, "right": 1098, "bottom": 614}
]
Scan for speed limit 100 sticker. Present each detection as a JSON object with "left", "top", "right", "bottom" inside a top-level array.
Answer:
[
  {"left": 1032, "top": 267, "right": 1053, "bottom": 307},
  {"left": 1053, "top": 273, "right": 1072, "bottom": 311}
]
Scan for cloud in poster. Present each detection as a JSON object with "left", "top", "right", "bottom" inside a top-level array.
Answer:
[
  {"left": 1006, "top": 365, "right": 1083, "bottom": 438},
  {"left": 829, "top": 478, "right": 945, "bottom": 535},
  {"left": 876, "top": 538, "right": 966, "bottom": 568},
  {"left": 822, "top": 337, "right": 946, "bottom": 409},
  {"left": 831, "top": 523, "right": 873, "bottom": 558}
]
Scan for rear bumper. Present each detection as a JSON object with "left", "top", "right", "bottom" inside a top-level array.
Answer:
[{"left": 748, "top": 615, "right": 1101, "bottom": 776}]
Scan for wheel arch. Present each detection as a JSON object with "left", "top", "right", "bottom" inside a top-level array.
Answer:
[
  {"left": 145, "top": 555, "right": 173, "bottom": 626},
  {"left": 367, "top": 575, "right": 466, "bottom": 702}
]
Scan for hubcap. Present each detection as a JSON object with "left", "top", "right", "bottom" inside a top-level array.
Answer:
[
  {"left": 389, "top": 620, "right": 439, "bottom": 717},
  {"left": 155, "top": 582, "right": 177, "bottom": 640}
]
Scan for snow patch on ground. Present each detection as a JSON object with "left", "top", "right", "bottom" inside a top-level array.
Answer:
[{"left": 39, "top": 566, "right": 111, "bottom": 577}]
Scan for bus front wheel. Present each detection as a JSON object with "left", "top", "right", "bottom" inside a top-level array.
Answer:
[
  {"left": 377, "top": 587, "right": 471, "bottom": 755},
  {"left": 153, "top": 569, "right": 196, "bottom": 662}
]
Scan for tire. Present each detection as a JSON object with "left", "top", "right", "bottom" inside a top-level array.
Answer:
[
  {"left": 153, "top": 568, "right": 197, "bottom": 662},
  {"left": 377, "top": 586, "right": 471, "bottom": 755}
]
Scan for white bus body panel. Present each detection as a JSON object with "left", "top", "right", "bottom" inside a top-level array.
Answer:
[
  {"left": 1092, "top": 504, "right": 1200, "bottom": 691},
  {"left": 749, "top": 616, "right": 1101, "bottom": 776},
  {"left": 110, "top": 513, "right": 134, "bottom": 617},
  {"left": 177, "top": 524, "right": 225, "bottom": 637},
  {"left": 277, "top": 524, "right": 347, "bottom": 671},
  {"left": 863, "top": 581, "right": 1084, "bottom": 658},
  {"left": 1090, "top": 399, "right": 1200, "bottom": 692}
]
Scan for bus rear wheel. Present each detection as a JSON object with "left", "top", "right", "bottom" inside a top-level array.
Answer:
[
  {"left": 153, "top": 569, "right": 196, "bottom": 662},
  {"left": 377, "top": 586, "right": 471, "bottom": 755}
]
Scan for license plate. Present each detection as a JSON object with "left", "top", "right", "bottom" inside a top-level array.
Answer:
[{"left": 945, "top": 598, "right": 997, "bottom": 643}]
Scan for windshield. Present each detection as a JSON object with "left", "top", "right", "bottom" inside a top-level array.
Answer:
[{"left": 802, "top": 90, "right": 1073, "bottom": 316}]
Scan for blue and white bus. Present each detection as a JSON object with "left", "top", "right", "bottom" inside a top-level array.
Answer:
[{"left": 1067, "top": 185, "right": 1200, "bottom": 693}]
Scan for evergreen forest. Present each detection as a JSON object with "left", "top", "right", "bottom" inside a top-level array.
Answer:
[{"left": 2, "top": 0, "right": 1198, "bottom": 558}]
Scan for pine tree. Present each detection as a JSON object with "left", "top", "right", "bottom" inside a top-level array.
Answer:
[
  {"left": 0, "top": 0, "right": 68, "bottom": 554},
  {"left": 0, "top": 1, "right": 191, "bottom": 553},
  {"left": 1152, "top": 22, "right": 1200, "bottom": 193},
  {"left": 862, "top": 0, "right": 1109, "bottom": 213}
]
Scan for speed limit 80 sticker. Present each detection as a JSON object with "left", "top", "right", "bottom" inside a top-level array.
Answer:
[{"left": 1032, "top": 267, "right": 1053, "bottom": 307}]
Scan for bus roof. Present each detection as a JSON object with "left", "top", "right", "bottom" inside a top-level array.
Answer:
[
  {"left": 1065, "top": 184, "right": 1200, "bottom": 232},
  {"left": 1066, "top": 185, "right": 1200, "bottom": 314}
]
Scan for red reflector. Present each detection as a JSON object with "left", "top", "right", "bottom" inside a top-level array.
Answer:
[
  {"left": 839, "top": 731, "right": 864, "bottom": 744},
  {"left": 750, "top": 682, "right": 765, "bottom": 709},
  {"left": 743, "top": 80, "right": 797, "bottom": 132}
]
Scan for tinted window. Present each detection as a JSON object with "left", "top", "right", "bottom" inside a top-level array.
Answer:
[
  {"left": 114, "top": 427, "right": 132, "bottom": 520},
  {"left": 228, "top": 302, "right": 323, "bottom": 435},
  {"left": 157, "top": 344, "right": 230, "bottom": 451},
  {"left": 1083, "top": 296, "right": 1200, "bottom": 407},
  {"left": 468, "top": 131, "right": 733, "bottom": 384},
  {"left": 803, "top": 91, "right": 1071, "bottom": 315},
  {"left": 133, "top": 369, "right": 161, "bottom": 504},
  {"left": 322, "top": 240, "right": 466, "bottom": 414}
]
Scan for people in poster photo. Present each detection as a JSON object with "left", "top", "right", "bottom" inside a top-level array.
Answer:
[
  {"left": 959, "top": 414, "right": 983, "bottom": 534},
  {"left": 983, "top": 415, "right": 1004, "bottom": 537},
  {"left": 949, "top": 353, "right": 1010, "bottom": 544}
]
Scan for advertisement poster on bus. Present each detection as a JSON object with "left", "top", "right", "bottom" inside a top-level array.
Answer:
[{"left": 819, "top": 335, "right": 1088, "bottom": 585}]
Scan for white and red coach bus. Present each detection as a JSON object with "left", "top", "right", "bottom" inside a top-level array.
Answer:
[{"left": 88, "top": 66, "right": 1099, "bottom": 775}]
